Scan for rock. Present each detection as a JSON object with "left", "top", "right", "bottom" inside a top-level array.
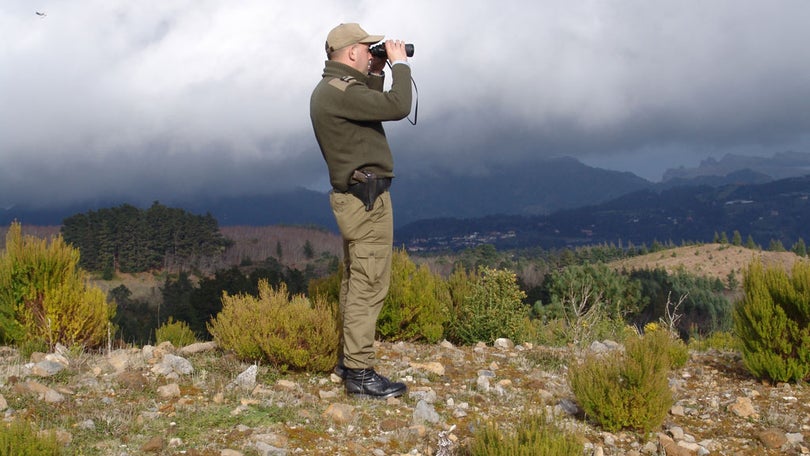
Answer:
[
  {"left": 107, "top": 349, "right": 135, "bottom": 373},
  {"left": 221, "top": 450, "right": 244, "bottom": 456},
  {"left": 78, "top": 419, "right": 95, "bottom": 430},
  {"left": 413, "top": 399, "right": 441, "bottom": 424},
  {"left": 141, "top": 436, "right": 165, "bottom": 452},
  {"left": 410, "top": 361, "right": 445, "bottom": 376},
  {"left": 319, "top": 389, "right": 338, "bottom": 399},
  {"left": 32, "top": 356, "right": 68, "bottom": 377},
  {"left": 157, "top": 383, "right": 181, "bottom": 399},
  {"left": 493, "top": 338, "right": 514, "bottom": 349},
  {"left": 786, "top": 432, "right": 805, "bottom": 444},
  {"left": 232, "top": 365, "right": 258, "bottom": 391},
  {"left": 728, "top": 396, "right": 757, "bottom": 418},
  {"left": 117, "top": 371, "right": 149, "bottom": 390},
  {"left": 0, "top": 394, "right": 7, "bottom": 411},
  {"left": 476, "top": 375, "right": 490, "bottom": 393},
  {"left": 408, "top": 387, "right": 438, "bottom": 404},
  {"left": 275, "top": 379, "right": 297, "bottom": 390},
  {"left": 590, "top": 341, "right": 610, "bottom": 353},
  {"left": 322, "top": 403, "right": 355, "bottom": 424},
  {"left": 44, "top": 389, "right": 65, "bottom": 403},
  {"left": 670, "top": 404, "right": 686, "bottom": 416},
  {"left": 557, "top": 398, "right": 580, "bottom": 416},
  {"left": 658, "top": 433, "right": 695, "bottom": 456},
  {"left": 253, "top": 441, "right": 287, "bottom": 456},
  {"left": 254, "top": 432, "right": 288, "bottom": 448},
  {"left": 178, "top": 341, "right": 217, "bottom": 355},
  {"left": 757, "top": 428, "right": 788, "bottom": 449},
  {"left": 151, "top": 354, "right": 193, "bottom": 376}
]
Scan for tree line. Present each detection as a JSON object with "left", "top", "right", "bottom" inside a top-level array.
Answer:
[{"left": 61, "top": 202, "right": 232, "bottom": 275}]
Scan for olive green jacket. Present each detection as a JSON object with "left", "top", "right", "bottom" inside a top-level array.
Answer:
[{"left": 310, "top": 60, "right": 412, "bottom": 192}]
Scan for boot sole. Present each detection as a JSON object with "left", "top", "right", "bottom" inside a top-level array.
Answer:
[{"left": 347, "top": 389, "right": 405, "bottom": 400}]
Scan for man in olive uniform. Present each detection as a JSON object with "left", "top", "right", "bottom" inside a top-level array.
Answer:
[{"left": 310, "top": 23, "right": 412, "bottom": 399}]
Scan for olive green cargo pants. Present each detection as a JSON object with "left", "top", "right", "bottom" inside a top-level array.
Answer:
[{"left": 330, "top": 190, "right": 393, "bottom": 370}]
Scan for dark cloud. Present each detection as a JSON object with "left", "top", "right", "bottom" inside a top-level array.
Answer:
[{"left": 2, "top": 1, "right": 810, "bottom": 207}]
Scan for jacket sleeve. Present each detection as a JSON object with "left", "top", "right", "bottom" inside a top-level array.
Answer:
[{"left": 336, "top": 64, "right": 412, "bottom": 122}]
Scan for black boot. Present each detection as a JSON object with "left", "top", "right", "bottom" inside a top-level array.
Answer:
[{"left": 344, "top": 368, "right": 407, "bottom": 399}]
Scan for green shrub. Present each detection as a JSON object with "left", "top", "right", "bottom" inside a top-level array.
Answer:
[
  {"left": 208, "top": 280, "right": 338, "bottom": 372},
  {"left": 155, "top": 317, "right": 197, "bottom": 347},
  {"left": 0, "top": 419, "right": 61, "bottom": 456},
  {"left": 446, "top": 267, "right": 529, "bottom": 345},
  {"left": 569, "top": 332, "right": 675, "bottom": 432},
  {"left": 465, "top": 412, "right": 583, "bottom": 456},
  {"left": 733, "top": 260, "right": 810, "bottom": 383},
  {"left": 0, "top": 222, "right": 115, "bottom": 348},
  {"left": 377, "top": 249, "right": 450, "bottom": 343},
  {"left": 687, "top": 330, "right": 741, "bottom": 352}
]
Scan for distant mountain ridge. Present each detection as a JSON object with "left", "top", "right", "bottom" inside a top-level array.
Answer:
[
  {"left": 662, "top": 151, "right": 810, "bottom": 182},
  {"left": 396, "top": 175, "right": 810, "bottom": 251}
]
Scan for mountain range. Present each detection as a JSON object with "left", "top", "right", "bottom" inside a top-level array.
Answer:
[{"left": 3, "top": 152, "right": 810, "bottom": 251}]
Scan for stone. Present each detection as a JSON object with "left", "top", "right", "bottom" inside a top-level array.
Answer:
[
  {"left": 670, "top": 404, "right": 686, "bottom": 416},
  {"left": 413, "top": 399, "right": 441, "bottom": 424},
  {"left": 157, "top": 383, "right": 181, "bottom": 399},
  {"left": 493, "top": 338, "right": 514, "bottom": 349},
  {"left": 757, "top": 428, "right": 788, "bottom": 449},
  {"left": 322, "top": 403, "right": 355, "bottom": 424},
  {"left": 31, "top": 360, "right": 66, "bottom": 377},
  {"left": 0, "top": 394, "right": 7, "bottom": 411},
  {"left": 117, "top": 371, "right": 149, "bottom": 390},
  {"left": 728, "top": 396, "right": 757, "bottom": 418},
  {"left": 658, "top": 433, "right": 694, "bottom": 456},
  {"left": 141, "top": 436, "right": 165, "bottom": 452},
  {"left": 233, "top": 365, "right": 258, "bottom": 391},
  {"left": 410, "top": 361, "right": 445, "bottom": 376},
  {"left": 178, "top": 341, "right": 217, "bottom": 355},
  {"left": 221, "top": 450, "right": 244, "bottom": 456}
]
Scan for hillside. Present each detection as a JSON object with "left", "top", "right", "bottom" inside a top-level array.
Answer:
[
  {"left": 609, "top": 243, "right": 808, "bottom": 287},
  {"left": 397, "top": 175, "right": 810, "bottom": 251}
]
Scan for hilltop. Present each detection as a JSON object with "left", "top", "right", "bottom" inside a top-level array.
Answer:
[{"left": 609, "top": 243, "right": 808, "bottom": 289}]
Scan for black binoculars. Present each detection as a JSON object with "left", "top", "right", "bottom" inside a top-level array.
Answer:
[{"left": 370, "top": 43, "right": 415, "bottom": 59}]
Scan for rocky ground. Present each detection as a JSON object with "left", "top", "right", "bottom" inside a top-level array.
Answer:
[{"left": 0, "top": 339, "right": 808, "bottom": 456}]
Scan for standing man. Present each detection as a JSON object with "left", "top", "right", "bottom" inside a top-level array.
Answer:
[{"left": 310, "top": 23, "right": 412, "bottom": 399}]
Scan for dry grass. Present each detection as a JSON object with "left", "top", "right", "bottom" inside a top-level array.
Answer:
[{"left": 610, "top": 243, "right": 808, "bottom": 286}]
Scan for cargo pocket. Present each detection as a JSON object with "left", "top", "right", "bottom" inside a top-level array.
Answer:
[{"left": 351, "top": 243, "right": 391, "bottom": 284}]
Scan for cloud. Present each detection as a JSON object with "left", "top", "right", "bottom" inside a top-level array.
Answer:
[{"left": 2, "top": 0, "right": 810, "bottom": 207}]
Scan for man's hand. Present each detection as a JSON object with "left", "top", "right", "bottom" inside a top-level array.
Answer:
[
  {"left": 369, "top": 40, "right": 408, "bottom": 74},
  {"left": 384, "top": 40, "right": 408, "bottom": 62}
]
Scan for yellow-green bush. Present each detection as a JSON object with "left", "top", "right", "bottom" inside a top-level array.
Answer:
[
  {"left": 733, "top": 260, "right": 810, "bottom": 383},
  {"left": 446, "top": 267, "right": 529, "bottom": 345},
  {"left": 569, "top": 332, "right": 678, "bottom": 432},
  {"left": 0, "top": 222, "right": 115, "bottom": 348},
  {"left": 377, "top": 249, "right": 450, "bottom": 343},
  {"left": 208, "top": 280, "right": 338, "bottom": 372},
  {"left": 0, "top": 419, "right": 61, "bottom": 456},
  {"left": 155, "top": 317, "right": 197, "bottom": 347},
  {"left": 465, "top": 413, "right": 583, "bottom": 456}
]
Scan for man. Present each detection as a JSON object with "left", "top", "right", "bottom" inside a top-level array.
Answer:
[{"left": 310, "top": 23, "right": 412, "bottom": 399}]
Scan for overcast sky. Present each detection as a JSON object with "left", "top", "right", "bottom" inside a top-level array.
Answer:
[{"left": 2, "top": 1, "right": 810, "bottom": 209}]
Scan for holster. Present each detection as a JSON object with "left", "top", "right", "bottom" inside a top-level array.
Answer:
[{"left": 348, "top": 170, "right": 392, "bottom": 211}]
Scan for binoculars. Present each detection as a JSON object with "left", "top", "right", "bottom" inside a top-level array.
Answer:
[{"left": 370, "top": 43, "right": 415, "bottom": 59}]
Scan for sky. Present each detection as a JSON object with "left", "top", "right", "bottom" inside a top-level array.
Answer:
[{"left": 2, "top": 1, "right": 810, "bottom": 209}]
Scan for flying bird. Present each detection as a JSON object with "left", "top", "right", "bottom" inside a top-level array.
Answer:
[{"left": 35, "top": 11, "right": 46, "bottom": 17}]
